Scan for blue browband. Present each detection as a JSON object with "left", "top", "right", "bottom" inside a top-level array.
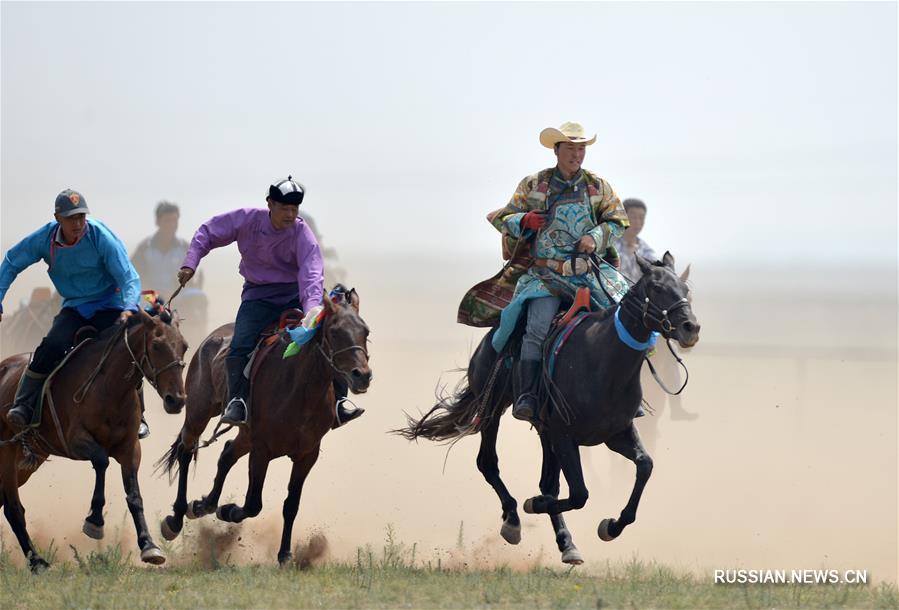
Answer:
[{"left": 614, "top": 306, "right": 659, "bottom": 351}]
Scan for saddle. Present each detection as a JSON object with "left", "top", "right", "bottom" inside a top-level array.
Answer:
[
  {"left": 502, "top": 288, "right": 593, "bottom": 426},
  {"left": 244, "top": 309, "right": 304, "bottom": 387}
]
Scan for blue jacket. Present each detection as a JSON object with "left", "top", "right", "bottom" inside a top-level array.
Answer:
[{"left": 0, "top": 219, "right": 141, "bottom": 317}]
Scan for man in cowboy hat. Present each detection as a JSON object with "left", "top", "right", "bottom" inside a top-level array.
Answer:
[
  {"left": 465, "top": 121, "right": 630, "bottom": 422},
  {"left": 176, "top": 176, "right": 363, "bottom": 429},
  {"left": 0, "top": 189, "right": 147, "bottom": 433}
]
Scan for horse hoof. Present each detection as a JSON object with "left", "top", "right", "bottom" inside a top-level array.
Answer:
[
  {"left": 160, "top": 516, "right": 180, "bottom": 541},
  {"left": 186, "top": 500, "right": 202, "bottom": 520},
  {"left": 500, "top": 521, "right": 521, "bottom": 545},
  {"left": 278, "top": 552, "right": 292, "bottom": 567},
  {"left": 523, "top": 498, "right": 535, "bottom": 514},
  {"left": 598, "top": 518, "right": 617, "bottom": 542},
  {"left": 216, "top": 504, "right": 235, "bottom": 522},
  {"left": 82, "top": 520, "right": 104, "bottom": 540},
  {"left": 561, "top": 547, "right": 584, "bottom": 565},
  {"left": 30, "top": 557, "right": 50, "bottom": 574},
  {"left": 140, "top": 545, "right": 166, "bottom": 565}
]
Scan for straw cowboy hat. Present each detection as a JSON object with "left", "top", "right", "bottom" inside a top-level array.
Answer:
[{"left": 539, "top": 121, "right": 597, "bottom": 148}]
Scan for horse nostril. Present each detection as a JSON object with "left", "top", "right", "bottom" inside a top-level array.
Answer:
[
  {"left": 164, "top": 394, "right": 186, "bottom": 412},
  {"left": 683, "top": 321, "right": 698, "bottom": 333},
  {"left": 351, "top": 369, "right": 372, "bottom": 384}
]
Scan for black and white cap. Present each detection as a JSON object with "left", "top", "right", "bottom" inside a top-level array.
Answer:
[{"left": 268, "top": 175, "right": 305, "bottom": 205}]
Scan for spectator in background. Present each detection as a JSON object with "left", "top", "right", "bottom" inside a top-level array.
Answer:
[
  {"left": 132, "top": 201, "right": 199, "bottom": 298},
  {"left": 613, "top": 198, "right": 658, "bottom": 282},
  {"left": 613, "top": 197, "right": 698, "bottom": 426}
]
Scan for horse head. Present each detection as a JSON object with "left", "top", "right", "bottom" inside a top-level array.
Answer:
[
  {"left": 135, "top": 308, "right": 188, "bottom": 413},
  {"left": 319, "top": 285, "right": 372, "bottom": 394},
  {"left": 633, "top": 251, "right": 701, "bottom": 348}
]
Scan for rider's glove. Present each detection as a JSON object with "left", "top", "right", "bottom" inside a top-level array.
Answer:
[{"left": 520, "top": 211, "right": 547, "bottom": 231}]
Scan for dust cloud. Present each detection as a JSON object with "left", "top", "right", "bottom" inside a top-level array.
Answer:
[{"left": 0, "top": 248, "right": 896, "bottom": 584}]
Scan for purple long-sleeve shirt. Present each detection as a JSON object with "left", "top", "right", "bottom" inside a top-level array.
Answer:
[{"left": 182, "top": 208, "right": 323, "bottom": 312}]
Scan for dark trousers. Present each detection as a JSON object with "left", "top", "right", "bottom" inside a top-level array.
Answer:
[
  {"left": 31, "top": 307, "right": 121, "bottom": 375},
  {"left": 227, "top": 298, "right": 302, "bottom": 367}
]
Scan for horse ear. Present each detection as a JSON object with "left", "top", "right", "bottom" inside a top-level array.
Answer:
[
  {"left": 138, "top": 308, "right": 155, "bottom": 328},
  {"left": 679, "top": 263, "right": 691, "bottom": 283},
  {"left": 323, "top": 294, "right": 339, "bottom": 316},
  {"left": 636, "top": 255, "right": 654, "bottom": 276},
  {"left": 662, "top": 251, "right": 675, "bottom": 268},
  {"left": 347, "top": 288, "right": 360, "bottom": 312}
]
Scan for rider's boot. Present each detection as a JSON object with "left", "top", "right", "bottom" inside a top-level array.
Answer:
[
  {"left": 7, "top": 369, "right": 48, "bottom": 430},
  {"left": 221, "top": 357, "right": 249, "bottom": 426},
  {"left": 137, "top": 381, "right": 150, "bottom": 439},
  {"left": 331, "top": 379, "right": 364, "bottom": 429},
  {"left": 512, "top": 359, "right": 541, "bottom": 423}
]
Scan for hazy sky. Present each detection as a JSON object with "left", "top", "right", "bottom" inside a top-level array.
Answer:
[{"left": 2, "top": 1, "right": 896, "bottom": 267}]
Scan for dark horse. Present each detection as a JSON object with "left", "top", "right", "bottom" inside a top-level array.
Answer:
[
  {"left": 0, "top": 309, "right": 187, "bottom": 572},
  {"left": 157, "top": 287, "right": 372, "bottom": 564},
  {"left": 401, "top": 252, "right": 700, "bottom": 564}
]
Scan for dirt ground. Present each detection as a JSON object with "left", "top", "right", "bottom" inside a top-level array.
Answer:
[{"left": 1, "top": 250, "right": 896, "bottom": 583}]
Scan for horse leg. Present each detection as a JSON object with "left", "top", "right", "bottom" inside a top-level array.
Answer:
[
  {"left": 216, "top": 447, "right": 269, "bottom": 524},
  {"left": 161, "top": 410, "right": 224, "bottom": 538},
  {"left": 160, "top": 428, "right": 196, "bottom": 540},
  {"left": 476, "top": 416, "right": 521, "bottom": 544},
  {"left": 0, "top": 452, "right": 48, "bottom": 572},
  {"left": 276, "top": 448, "right": 320, "bottom": 566},
  {"left": 82, "top": 444, "right": 109, "bottom": 540},
  {"left": 523, "top": 435, "right": 588, "bottom": 515},
  {"left": 537, "top": 432, "right": 582, "bottom": 565},
  {"left": 192, "top": 431, "right": 251, "bottom": 518},
  {"left": 597, "top": 424, "right": 653, "bottom": 541},
  {"left": 119, "top": 442, "right": 166, "bottom": 565}
]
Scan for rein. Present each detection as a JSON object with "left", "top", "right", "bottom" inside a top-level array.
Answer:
[
  {"left": 594, "top": 259, "right": 692, "bottom": 396},
  {"left": 74, "top": 323, "right": 129, "bottom": 403},
  {"left": 644, "top": 339, "right": 690, "bottom": 396},
  {"left": 315, "top": 317, "right": 369, "bottom": 382},
  {"left": 1, "top": 320, "right": 184, "bottom": 459},
  {"left": 618, "top": 289, "right": 691, "bottom": 396},
  {"left": 198, "top": 309, "right": 369, "bottom": 452},
  {"left": 75, "top": 319, "right": 185, "bottom": 402},
  {"left": 123, "top": 325, "right": 186, "bottom": 391}
]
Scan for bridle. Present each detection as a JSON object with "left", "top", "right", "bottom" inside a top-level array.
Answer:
[
  {"left": 637, "top": 294, "right": 691, "bottom": 335},
  {"left": 123, "top": 320, "right": 186, "bottom": 391},
  {"left": 617, "top": 272, "right": 693, "bottom": 396},
  {"left": 314, "top": 317, "right": 369, "bottom": 381}
]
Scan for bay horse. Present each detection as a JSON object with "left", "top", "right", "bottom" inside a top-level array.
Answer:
[
  {"left": 400, "top": 252, "right": 700, "bottom": 564},
  {"left": 0, "top": 308, "right": 187, "bottom": 572},
  {"left": 157, "top": 286, "right": 372, "bottom": 564}
]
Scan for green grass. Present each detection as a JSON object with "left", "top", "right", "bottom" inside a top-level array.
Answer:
[{"left": 0, "top": 529, "right": 896, "bottom": 610}]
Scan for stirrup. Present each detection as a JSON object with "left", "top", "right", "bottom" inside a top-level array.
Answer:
[
  {"left": 138, "top": 416, "right": 150, "bottom": 439},
  {"left": 221, "top": 397, "right": 248, "bottom": 426},
  {"left": 333, "top": 398, "right": 364, "bottom": 429},
  {"left": 512, "top": 394, "right": 536, "bottom": 422},
  {"left": 6, "top": 405, "right": 35, "bottom": 430}
]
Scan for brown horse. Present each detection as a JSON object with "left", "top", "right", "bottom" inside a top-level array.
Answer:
[
  {"left": 0, "top": 309, "right": 187, "bottom": 572},
  {"left": 158, "top": 286, "right": 372, "bottom": 564}
]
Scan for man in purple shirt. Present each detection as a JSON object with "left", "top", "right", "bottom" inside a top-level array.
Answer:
[{"left": 176, "top": 176, "right": 363, "bottom": 428}]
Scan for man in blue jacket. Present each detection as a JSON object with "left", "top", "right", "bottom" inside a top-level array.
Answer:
[{"left": 0, "top": 189, "right": 144, "bottom": 433}]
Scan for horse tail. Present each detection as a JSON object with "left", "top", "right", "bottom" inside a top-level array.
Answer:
[
  {"left": 154, "top": 433, "right": 192, "bottom": 480},
  {"left": 397, "top": 359, "right": 506, "bottom": 442},
  {"left": 396, "top": 379, "right": 480, "bottom": 442}
]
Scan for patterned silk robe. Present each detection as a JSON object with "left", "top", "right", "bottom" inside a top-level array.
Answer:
[{"left": 457, "top": 167, "right": 630, "bottom": 352}]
